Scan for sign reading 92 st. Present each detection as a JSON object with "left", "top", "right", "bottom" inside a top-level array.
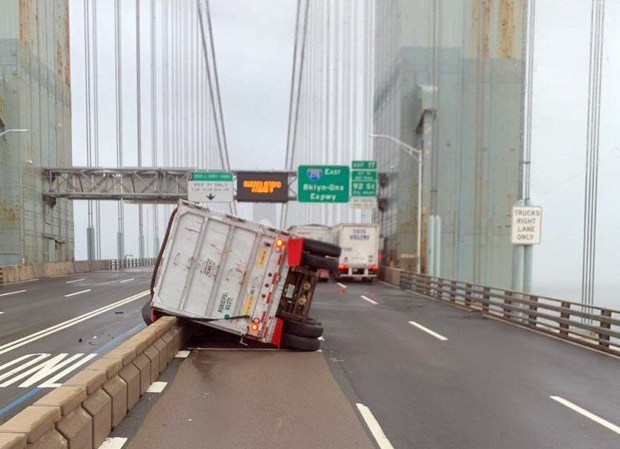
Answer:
[{"left": 298, "top": 165, "right": 350, "bottom": 203}]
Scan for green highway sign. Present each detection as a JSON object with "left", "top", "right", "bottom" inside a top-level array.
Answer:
[
  {"left": 189, "top": 171, "right": 233, "bottom": 182},
  {"left": 352, "top": 160, "right": 378, "bottom": 170},
  {"left": 351, "top": 160, "right": 378, "bottom": 197},
  {"left": 298, "top": 165, "right": 350, "bottom": 203}
]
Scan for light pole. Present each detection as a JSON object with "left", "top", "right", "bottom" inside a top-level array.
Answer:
[
  {"left": 0, "top": 129, "right": 29, "bottom": 139},
  {"left": 370, "top": 134, "right": 423, "bottom": 275}
]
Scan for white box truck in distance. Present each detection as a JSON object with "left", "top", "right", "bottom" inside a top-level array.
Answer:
[
  {"left": 287, "top": 224, "right": 332, "bottom": 282},
  {"left": 332, "top": 223, "right": 380, "bottom": 282},
  {"left": 146, "top": 201, "right": 341, "bottom": 351}
]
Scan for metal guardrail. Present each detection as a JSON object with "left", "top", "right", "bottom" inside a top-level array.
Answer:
[
  {"left": 108, "top": 258, "right": 156, "bottom": 271},
  {"left": 400, "top": 272, "right": 620, "bottom": 356}
]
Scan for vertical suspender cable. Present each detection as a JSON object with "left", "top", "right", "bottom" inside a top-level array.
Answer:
[
  {"left": 136, "top": 0, "right": 145, "bottom": 258},
  {"left": 92, "top": 0, "right": 102, "bottom": 258},
  {"left": 151, "top": 0, "right": 159, "bottom": 256},
  {"left": 83, "top": 0, "right": 93, "bottom": 249},
  {"left": 114, "top": 0, "right": 125, "bottom": 259}
]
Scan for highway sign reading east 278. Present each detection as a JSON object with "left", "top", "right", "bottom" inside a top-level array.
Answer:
[{"left": 298, "top": 165, "right": 350, "bottom": 203}]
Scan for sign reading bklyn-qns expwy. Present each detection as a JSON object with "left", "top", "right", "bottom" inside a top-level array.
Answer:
[{"left": 298, "top": 165, "right": 350, "bottom": 203}]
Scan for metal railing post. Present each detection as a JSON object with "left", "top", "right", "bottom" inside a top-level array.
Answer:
[
  {"left": 528, "top": 295, "right": 538, "bottom": 327},
  {"left": 504, "top": 291, "right": 513, "bottom": 319},
  {"left": 559, "top": 302, "right": 571, "bottom": 337},
  {"left": 482, "top": 287, "right": 490, "bottom": 313},
  {"left": 599, "top": 309, "right": 611, "bottom": 348},
  {"left": 465, "top": 283, "right": 472, "bottom": 307}
]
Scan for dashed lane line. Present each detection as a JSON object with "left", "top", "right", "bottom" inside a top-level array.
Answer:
[
  {"left": 408, "top": 320, "right": 448, "bottom": 341},
  {"left": 361, "top": 295, "right": 378, "bottom": 305},
  {"left": 64, "top": 289, "right": 92, "bottom": 298},
  {"left": 98, "top": 437, "right": 128, "bottom": 449},
  {"left": 0, "top": 290, "right": 149, "bottom": 356},
  {"left": 337, "top": 283, "right": 347, "bottom": 289},
  {"left": 0, "top": 290, "right": 27, "bottom": 298},
  {"left": 146, "top": 381, "right": 168, "bottom": 393},
  {"left": 356, "top": 403, "right": 396, "bottom": 449},
  {"left": 120, "top": 278, "right": 135, "bottom": 283},
  {"left": 174, "top": 350, "right": 190, "bottom": 359},
  {"left": 550, "top": 396, "right": 620, "bottom": 435},
  {"left": 65, "top": 278, "right": 85, "bottom": 284}
]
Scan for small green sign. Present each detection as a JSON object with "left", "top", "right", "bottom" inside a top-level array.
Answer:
[
  {"left": 352, "top": 160, "right": 378, "bottom": 170},
  {"left": 298, "top": 165, "right": 350, "bottom": 203},
  {"left": 189, "top": 171, "right": 233, "bottom": 182},
  {"left": 351, "top": 160, "right": 377, "bottom": 197}
]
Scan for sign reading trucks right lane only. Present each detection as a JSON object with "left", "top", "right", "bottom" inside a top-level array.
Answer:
[{"left": 511, "top": 206, "right": 543, "bottom": 245}]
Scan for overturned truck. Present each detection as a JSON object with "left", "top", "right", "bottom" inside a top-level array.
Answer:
[{"left": 143, "top": 201, "right": 341, "bottom": 351}]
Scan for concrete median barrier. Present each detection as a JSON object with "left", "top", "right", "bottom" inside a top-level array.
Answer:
[{"left": 0, "top": 317, "right": 190, "bottom": 449}]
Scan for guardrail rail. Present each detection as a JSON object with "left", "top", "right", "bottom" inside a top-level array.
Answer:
[{"left": 399, "top": 272, "right": 620, "bottom": 356}]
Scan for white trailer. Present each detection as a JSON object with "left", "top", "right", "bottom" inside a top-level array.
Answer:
[
  {"left": 287, "top": 224, "right": 332, "bottom": 281},
  {"left": 332, "top": 223, "right": 380, "bottom": 282},
  {"left": 147, "top": 201, "right": 341, "bottom": 350}
]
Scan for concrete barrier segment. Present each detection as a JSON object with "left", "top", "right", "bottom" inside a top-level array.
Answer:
[
  {"left": 132, "top": 354, "right": 151, "bottom": 396},
  {"left": 143, "top": 346, "right": 161, "bottom": 384},
  {"left": 33, "top": 387, "right": 87, "bottom": 416},
  {"left": 29, "top": 429, "right": 67, "bottom": 449},
  {"left": 82, "top": 390, "right": 111, "bottom": 449},
  {"left": 119, "top": 365, "right": 141, "bottom": 411},
  {"left": 153, "top": 339, "right": 168, "bottom": 373},
  {"left": 55, "top": 408, "right": 92, "bottom": 449},
  {"left": 84, "top": 359, "right": 122, "bottom": 379},
  {"left": 0, "top": 433, "right": 26, "bottom": 449},
  {"left": 0, "top": 406, "right": 61, "bottom": 443},
  {"left": 64, "top": 371, "right": 106, "bottom": 396},
  {"left": 102, "top": 377, "right": 127, "bottom": 428},
  {"left": 103, "top": 346, "right": 137, "bottom": 367}
]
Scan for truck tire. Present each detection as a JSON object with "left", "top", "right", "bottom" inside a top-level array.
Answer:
[
  {"left": 302, "top": 238, "right": 342, "bottom": 258},
  {"left": 301, "top": 251, "right": 339, "bottom": 273},
  {"left": 283, "top": 320, "right": 324, "bottom": 338},
  {"left": 141, "top": 301, "right": 153, "bottom": 325},
  {"left": 281, "top": 333, "right": 321, "bottom": 351}
]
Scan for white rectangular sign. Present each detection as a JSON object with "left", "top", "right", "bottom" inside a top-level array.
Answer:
[
  {"left": 511, "top": 206, "right": 542, "bottom": 245},
  {"left": 350, "top": 196, "right": 377, "bottom": 210},
  {"left": 188, "top": 172, "right": 234, "bottom": 203}
]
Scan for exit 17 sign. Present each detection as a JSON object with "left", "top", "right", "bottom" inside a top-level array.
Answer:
[{"left": 351, "top": 160, "right": 377, "bottom": 196}]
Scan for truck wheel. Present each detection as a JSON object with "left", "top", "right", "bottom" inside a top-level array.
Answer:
[
  {"left": 281, "top": 333, "right": 321, "bottom": 351},
  {"left": 301, "top": 251, "right": 339, "bottom": 273},
  {"left": 302, "top": 238, "right": 342, "bottom": 258},
  {"left": 141, "top": 301, "right": 153, "bottom": 325},
  {"left": 283, "top": 320, "right": 324, "bottom": 338}
]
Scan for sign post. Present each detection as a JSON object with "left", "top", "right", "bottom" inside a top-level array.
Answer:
[
  {"left": 297, "top": 165, "right": 350, "bottom": 203},
  {"left": 351, "top": 160, "right": 378, "bottom": 209},
  {"left": 188, "top": 171, "right": 234, "bottom": 203}
]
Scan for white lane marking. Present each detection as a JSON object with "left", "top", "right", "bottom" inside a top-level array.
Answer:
[
  {"left": 0, "top": 290, "right": 149, "bottom": 356},
  {"left": 174, "top": 350, "right": 190, "bottom": 359},
  {"left": 337, "top": 283, "right": 347, "bottom": 289},
  {"left": 318, "top": 336, "right": 325, "bottom": 341},
  {"left": 120, "top": 278, "right": 135, "bottom": 283},
  {"left": 361, "top": 295, "right": 378, "bottom": 305},
  {"left": 0, "top": 312, "right": 4, "bottom": 315},
  {"left": 408, "top": 320, "right": 448, "bottom": 341},
  {"left": 0, "top": 290, "right": 27, "bottom": 298},
  {"left": 64, "top": 289, "right": 92, "bottom": 298},
  {"left": 147, "top": 381, "right": 167, "bottom": 393},
  {"left": 550, "top": 396, "right": 620, "bottom": 435},
  {"left": 356, "top": 403, "right": 396, "bottom": 449},
  {"left": 65, "top": 278, "right": 85, "bottom": 284},
  {"left": 98, "top": 437, "right": 128, "bottom": 449}
]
